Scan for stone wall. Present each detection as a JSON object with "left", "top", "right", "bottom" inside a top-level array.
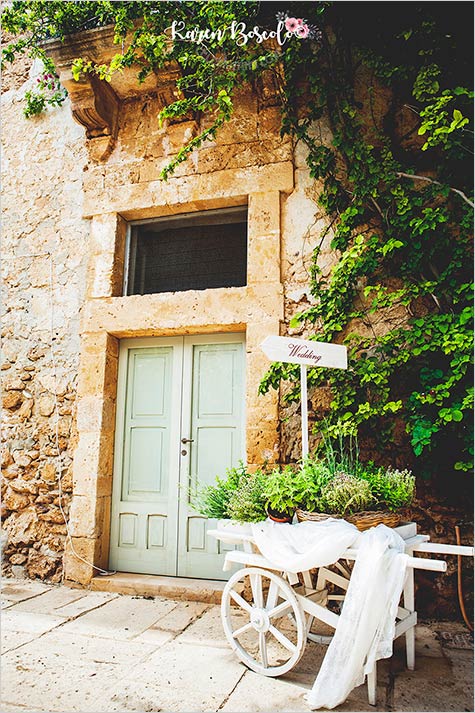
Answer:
[{"left": 1, "top": 61, "right": 90, "bottom": 580}]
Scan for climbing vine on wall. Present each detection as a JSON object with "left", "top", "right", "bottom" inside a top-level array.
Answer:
[{"left": 2, "top": 2, "right": 473, "bottom": 480}]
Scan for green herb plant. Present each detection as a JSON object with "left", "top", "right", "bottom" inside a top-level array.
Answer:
[
  {"left": 318, "top": 473, "right": 375, "bottom": 516},
  {"left": 360, "top": 468, "right": 416, "bottom": 512},
  {"left": 226, "top": 469, "right": 267, "bottom": 523},
  {"left": 292, "top": 458, "right": 334, "bottom": 512},
  {"left": 190, "top": 461, "right": 245, "bottom": 520},
  {"left": 261, "top": 465, "right": 298, "bottom": 517}
]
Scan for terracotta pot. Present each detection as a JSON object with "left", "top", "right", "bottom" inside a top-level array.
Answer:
[{"left": 266, "top": 507, "right": 294, "bottom": 524}]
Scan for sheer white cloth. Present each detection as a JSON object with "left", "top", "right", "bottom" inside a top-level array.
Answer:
[
  {"left": 250, "top": 520, "right": 408, "bottom": 710},
  {"left": 251, "top": 518, "right": 359, "bottom": 573}
]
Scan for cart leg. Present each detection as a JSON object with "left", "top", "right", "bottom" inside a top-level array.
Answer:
[
  {"left": 404, "top": 570, "right": 416, "bottom": 670},
  {"left": 316, "top": 566, "right": 329, "bottom": 591},
  {"left": 367, "top": 662, "right": 377, "bottom": 706}
]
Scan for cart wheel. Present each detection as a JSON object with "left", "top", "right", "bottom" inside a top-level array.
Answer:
[{"left": 221, "top": 567, "right": 306, "bottom": 676}]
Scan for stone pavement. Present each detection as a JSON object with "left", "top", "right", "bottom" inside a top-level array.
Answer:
[{"left": 1, "top": 578, "right": 473, "bottom": 713}]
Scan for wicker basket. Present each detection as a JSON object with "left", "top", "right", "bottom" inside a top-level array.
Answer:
[{"left": 295, "top": 508, "right": 401, "bottom": 532}]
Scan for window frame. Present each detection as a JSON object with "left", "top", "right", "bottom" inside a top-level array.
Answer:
[{"left": 123, "top": 205, "right": 249, "bottom": 297}]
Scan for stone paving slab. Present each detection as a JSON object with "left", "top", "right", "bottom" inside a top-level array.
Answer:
[
  {"left": 137, "top": 600, "right": 210, "bottom": 634},
  {"left": 220, "top": 669, "right": 311, "bottom": 712},
  {"left": 2, "top": 648, "right": 129, "bottom": 713},
  {"left": 11, "top": 629, "right": 159, "bottom": 665},
  {"left": 131, "top": 626, "right": 174, "bottom": 647},
  {"left": 59, "top": 594, "right": 177, "bottom": 640},
  {"left": 11, "top": 587, "right": 90, "bottom": 615},
  {"left": 177, "top": 604, "right": 231, "bottom": 648},
  {"left": 52, "top": 590, "right": 118, "bottom": 618},
  {"left": 1, "top": 598, "right": 17, "bottom": 609},
  {"left": 2, "top": 609, "right": 67, "bottom": 634},
  {"left": 1, "top": 580, "right": 50, "bottom": 603},
  {"left": 101, "top": 641, "right": 245, "bottom": 712},
  {"left": 132, "top": 600, "right": 210, "bottom": 645},
  {"left": 0, "top": 704, "right": 41, "bottom": 712},
  {"left": 1, "top": 629, "right": 42, "bottom": 655}
]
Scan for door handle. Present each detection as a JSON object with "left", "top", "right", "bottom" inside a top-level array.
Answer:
[{"left": 181, "top": 437, "right": 194, "bottom": 444}]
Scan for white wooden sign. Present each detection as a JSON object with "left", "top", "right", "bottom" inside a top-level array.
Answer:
[
  {"left": 261, "top": 336, "right": 348, "bottom": 458},
  {"left": 261, "top": 335, "right": 347, "bottom": 370}
]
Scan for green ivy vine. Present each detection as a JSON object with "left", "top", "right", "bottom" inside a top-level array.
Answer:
[{"left": 2, "top": 2, "right": 473, "bottom": 481}]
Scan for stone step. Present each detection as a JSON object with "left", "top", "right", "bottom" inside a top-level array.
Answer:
[{"left": 87, "top": 571, "right": 225, "bottom": 604}]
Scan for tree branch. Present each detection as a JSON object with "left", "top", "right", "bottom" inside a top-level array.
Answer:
[{"left": 396, "top": 172, "right": 474, "bottom": 208}]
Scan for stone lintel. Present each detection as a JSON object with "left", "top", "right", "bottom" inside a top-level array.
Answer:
[
  {"left": 79, "top": 284, "right": 284, "bottom": 336},
  {"left": 83, "top": 162, "right": 294, "bottom": 218}
]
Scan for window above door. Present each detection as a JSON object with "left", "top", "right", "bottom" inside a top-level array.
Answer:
[{"left": 125, "top": 206, "right": 248, "bottom": 296}]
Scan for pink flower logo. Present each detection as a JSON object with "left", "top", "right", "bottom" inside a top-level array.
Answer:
[
  {"left": 285, "top": 17, "right": 299, "bottom": 32},
  {"left": 295, "top": 24, "right": 309, "bottom": 39}
]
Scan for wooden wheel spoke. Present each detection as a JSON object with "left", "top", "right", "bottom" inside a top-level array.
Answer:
[
  {"left": 232, "top": 622, "right": 254, "bottom": 639},
  {"left": 251, "top": 572, "right": 264, "bottom": 608},
  {"left": 229, "top": 589, "right": 253, "bottom": 614},
  {"left": 265, "top": 580, "right": 280, "bottom": 611},
  {"left": 268, "top": 600, "right": 292, "bottom": 619},
  {"left": 259, "top": 632, "right": 268, "bottom": 668},
  {"left": 269, "top": 625, "right": 297, "bottom": 654}
]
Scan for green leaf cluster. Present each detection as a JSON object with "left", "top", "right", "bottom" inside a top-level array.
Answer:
[
  {"left": 190, "top": 461, "right": 245, "bottom": 519},
  {"left": 261, "top": 465, "right": 298, "bottom": 516},
  {"left": 191, "top": 461, "right": 267, "bottom": 524},
  {"left": 317, "top": 474, "right": 375, "bottom": 516}
]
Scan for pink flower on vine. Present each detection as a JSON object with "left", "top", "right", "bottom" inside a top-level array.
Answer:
[
  {"left": 295, "top": 24, "right": 310, "bottom": 39},
  {"left": 296, "top": 18, "right": 304, "bottom": 26},
  {"left": 285, "top": 17, "right": 299, "bottom": 32}
]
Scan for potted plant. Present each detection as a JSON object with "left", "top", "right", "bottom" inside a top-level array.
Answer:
[
  {"left": 261, "top": 465, "right": 299, "bottom": 523},
  {"left": 296, "top": 465, "right": 416, "bottom": 531},
  {"left": 292, "top": 435, "right": 416, "bottom": 530},
  {"left": 190, "top": 462, "right": 268, "bottom": 525},
  {"left": 291, "top": 458, "right": 334, "bottom": 512},
  {"left": 359, "top": 467, "right": 415, "bottom": 512},
  {"left": 190, "top": 462, "right": 245, "bottom": 520}
]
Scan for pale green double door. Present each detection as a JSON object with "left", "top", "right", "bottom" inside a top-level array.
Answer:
[{"left": 109, "top": 334, "right": 245, "bottom": 580}]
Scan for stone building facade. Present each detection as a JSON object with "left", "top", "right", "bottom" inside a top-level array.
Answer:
[
  {"left": 2, "top": 26, "right": 332, "bottom": 588},
  {"left": 1, "top": 26, "right": 471, "bottom": 616}
]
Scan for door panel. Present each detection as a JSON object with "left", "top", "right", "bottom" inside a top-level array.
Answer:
[
  {"left": 177, "top": 337, "right": 245, "bottom": 579},
  {"left": 110, "top": 334, "right": 245, "bottom": 579},
  {"left": 109, "top": 341, "right": 182, "bottom": 575}
]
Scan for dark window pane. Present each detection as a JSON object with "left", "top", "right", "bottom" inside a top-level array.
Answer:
[{"left": 127, "top": 208, "right": 248, "bottom": 295}]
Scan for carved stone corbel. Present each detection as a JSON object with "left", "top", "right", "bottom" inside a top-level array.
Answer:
[{"left": 59, "top": 67, "right": 119, "bottom": 161}]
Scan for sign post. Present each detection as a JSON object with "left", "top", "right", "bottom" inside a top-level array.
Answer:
[
  {"left": 260, "top": 336, "right": 348, "bottom": 459},
  {"left": 300, "top": 364, "right": 309, "bottom": 458}
]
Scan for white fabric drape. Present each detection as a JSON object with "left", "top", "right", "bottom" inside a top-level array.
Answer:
[
  {"left": 251, "top": 518, "right": 360, "bottom": 573},
  {"left": 250, "top": 520, "right": 408, "bottom": 710}
]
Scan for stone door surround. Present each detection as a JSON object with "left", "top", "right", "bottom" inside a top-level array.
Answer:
[{"left": 65, "top": 165, "right": 294, "bottom": 586}]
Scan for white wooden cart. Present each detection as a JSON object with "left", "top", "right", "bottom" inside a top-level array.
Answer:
[{"left": 208, "top": 522, "right": 473, "bottom": 705}]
